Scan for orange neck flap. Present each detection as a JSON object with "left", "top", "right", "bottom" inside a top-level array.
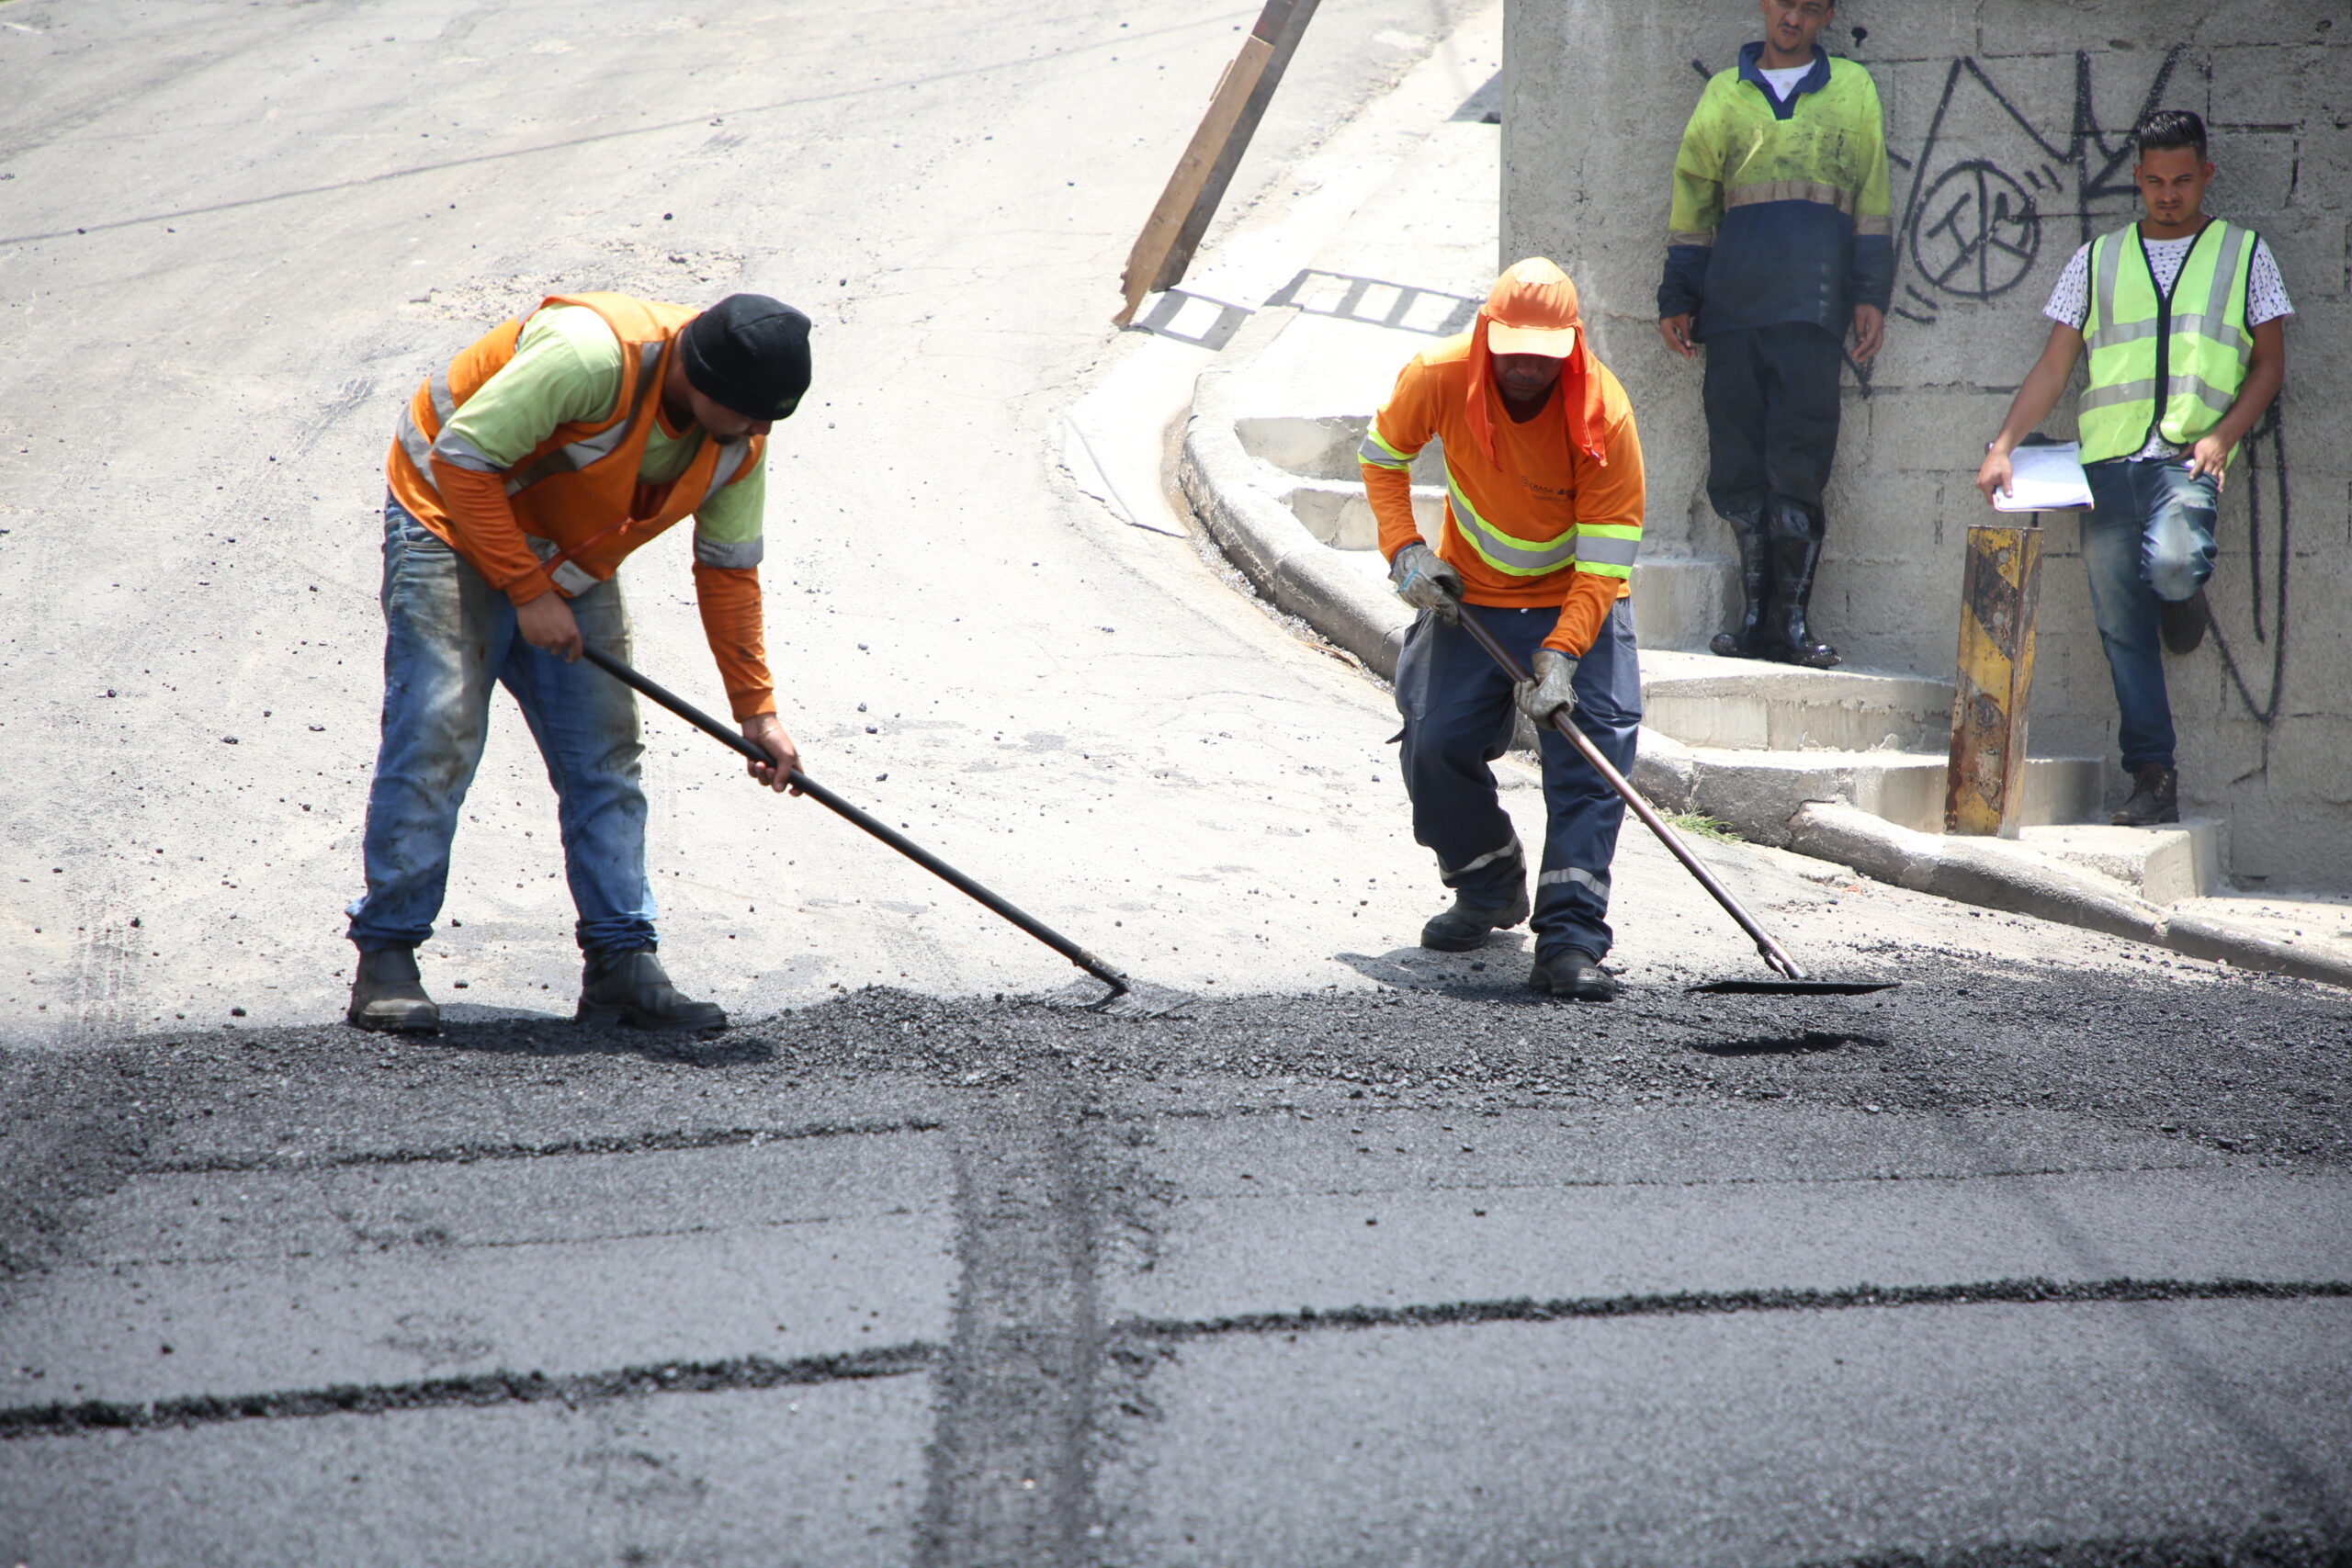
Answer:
[{"left": 1464, "top": 311, "right": 1608, "bottom": 470}]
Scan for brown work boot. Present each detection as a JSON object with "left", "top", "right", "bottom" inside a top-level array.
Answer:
[
  {"left": 2159, "top": 588, "right": 2211, "bottom": 655},
  {"left": 2111, "top": 764, "right": 2179, "bottom": 828},
  {"left": 346, "top": 945, "right": 440, "bottom": 1032},
  {"left": 576, "top": 948, "right": 728, "bottom": 1033}
]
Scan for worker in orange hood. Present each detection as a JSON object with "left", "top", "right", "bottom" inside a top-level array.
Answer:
[{"left": 1362, "top": 259, "right": 1646, "bottom": 1000}]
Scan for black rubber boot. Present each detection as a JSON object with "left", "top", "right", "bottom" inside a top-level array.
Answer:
[
  {"left": 1709, "top": 513, "right": 1776, "bottom": 660},
  {"left": 576, "top": 948, "right": 728, "bottom": 1032},
  {"left": 2159, "top": 588, "right": 2211, "bottom": 655},
  {"left": 1528, "top": 949, "right": 1620, "bottom": 1001},
  {"left": 1766, "top": 507, "right": 1839, "bottom": 669},
  {"left": 1419, "top": 886, "right": 1532, "bottom": 952},
  {"left": 2111, "top": 764, "right": 2179, "bottom": 827},
  {"left": 347, "top": 945, "right": 440, "bottom": 1032}
]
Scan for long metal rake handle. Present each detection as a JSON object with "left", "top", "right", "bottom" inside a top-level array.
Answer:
[
  {"left": 1451, "top": 614, "right": 1807, "bottom": 982},
  {"left": 579, "top": 644, "right": 1133, "bottom": 1008}
]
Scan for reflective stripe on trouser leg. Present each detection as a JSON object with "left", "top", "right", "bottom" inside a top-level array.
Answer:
[
  {"left": 1532, "top": 600, "right": 1643, "bottom": 962},
  {"left": 1393, "top": 605, "right": 1533, "bottom": 908}
]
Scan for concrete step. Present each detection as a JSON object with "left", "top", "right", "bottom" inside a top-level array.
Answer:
[
  {"left": 1640, "top": 649, "right": 1953, "bottom": 753},
  {"left": 2020, "top": 818, "right": 2228, "bottom": 904},
  {"left": 1639, "top": 739, "right": 2104, "bottom": 848}
]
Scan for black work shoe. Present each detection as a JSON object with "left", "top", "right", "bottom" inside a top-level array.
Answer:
[
  {"left": 1528, "top": 949, "right": 1620, "bottom": 1001},
  {"left": 347, "top": 945, "right": 440, "bottom": 1032},
  {"left": 1419, "top": 887, "right": 1532, "bottom": 952},
  {"left": 2159, "top": 589, "right": 2211, "bottom": 655},
  {"left": 576, "top": 948, "right": 728, "bottom": 1032},
  {"left": 2111, "top": 764, "right": 2180, "bottom": 828}
]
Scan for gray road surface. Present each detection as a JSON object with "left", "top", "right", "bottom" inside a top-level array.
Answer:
[{"left": 2, "top": 1, "right": 2348, "bottom": 1563}]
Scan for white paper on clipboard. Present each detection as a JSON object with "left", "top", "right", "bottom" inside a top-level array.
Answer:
[{"left": 1994, "top": 441, "right": 2093, "bottom": 513}]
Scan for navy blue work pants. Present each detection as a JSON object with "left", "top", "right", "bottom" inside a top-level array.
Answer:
[
  {"left": 1394, "top": 600, "right": 1643, "bottom": 960},
  {"left": 1702, "top": 322, "right": 1844, "bottom": 527}
]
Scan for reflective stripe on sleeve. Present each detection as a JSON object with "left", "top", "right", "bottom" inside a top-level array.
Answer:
[
  {"left": 1667, "top": 230, "right": 1716, "bottom": 248},
  {"left": 432, "top": 428, "right": 503, "bottom": 474},
  {"left": 1854, "top": 214, "right": 1891, "bottom": 238},
  {"left": 1358, "top": 427, "right": 1418, "bottom": 469},
  {"left": 1575, "top": 523, "right": 1642, "bottom": 571},
  {"left": 694, "top": 535, "right": 764, "bottom": 569}
]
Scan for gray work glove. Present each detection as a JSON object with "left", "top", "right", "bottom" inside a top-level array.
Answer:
[
  {"left": 1388, "top": 541, "right": 1464, "bottom": 623},
  {"left": 1514, "top": 648, "right": 1579, "bottom": 727}
]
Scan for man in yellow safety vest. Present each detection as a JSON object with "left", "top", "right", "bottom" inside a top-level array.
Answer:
[{"left": 1975, "top": 109, "right": 2290, "bottom": 827}]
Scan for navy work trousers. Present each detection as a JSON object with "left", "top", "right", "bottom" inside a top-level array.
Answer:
[
  {"left": 1702, "top": 321, "right": 1844, "bottom": 526},
  {"left": 1394, "top": 600, "right": 1643, "bottom": 961}
]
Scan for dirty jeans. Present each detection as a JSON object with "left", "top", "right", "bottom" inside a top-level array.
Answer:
[
  {"left": 345, "top": 495, "right": 657, "bottom": 956},
  {"left": 1394, "top": 599, "right": 1642, "bottom": 961},
  {"left": 2081, "top": 457, "right": 2221, "bottom": 773}
]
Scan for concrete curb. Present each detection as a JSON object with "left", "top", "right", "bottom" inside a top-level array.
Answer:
[
  {"left": 1180, "top": 308, "right": 1413, "bottom": 680},
  {"left": 1177, "top": 310, "right": 2351, "bottom": 993},
  {"left": 1790, "top": 804, "right": 2352, "bottom": 990}
]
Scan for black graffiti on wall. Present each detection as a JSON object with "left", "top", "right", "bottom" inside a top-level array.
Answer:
[{"left": 1894, "top": 48, "right": 2181, "bottom": 322}]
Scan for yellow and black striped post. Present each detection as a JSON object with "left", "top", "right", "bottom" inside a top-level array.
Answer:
[{"left": 1944, "top": 523, "right": 2044, "bottom": 838}]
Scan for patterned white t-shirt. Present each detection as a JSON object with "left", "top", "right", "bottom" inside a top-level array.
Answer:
[{"left": 2042, "top": 227, "right": 2291, "bottom": 459}]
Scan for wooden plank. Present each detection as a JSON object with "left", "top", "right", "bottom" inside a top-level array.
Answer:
[
  {"left": 1149, "top": 0, "right": 1322, "bottom": 296},
  {"left": 1113, "top": 0, "right": 1316, "bottom": 325},
  {"left": 1944, "top": 523, "right": 2045, "bottom": 838}
]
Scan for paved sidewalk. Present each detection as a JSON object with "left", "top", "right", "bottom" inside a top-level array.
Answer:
[{"left": 1161, "top": 82, "right": 2352, "bottom": 991}]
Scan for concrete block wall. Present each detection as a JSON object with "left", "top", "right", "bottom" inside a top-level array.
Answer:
[{"left": 1503, "top": 0, "right": 2351, "bottom": 887}]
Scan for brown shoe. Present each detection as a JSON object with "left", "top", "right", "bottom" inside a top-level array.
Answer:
[
  {"left": 2111, "top": 764, "right": 2179, "bottom": 827},
  {"left": 2159, "top": 589, "right": 2210, "bottom": 655},
  {"left": 347, "top": 945, "right": 440, "bottom": 1032}
]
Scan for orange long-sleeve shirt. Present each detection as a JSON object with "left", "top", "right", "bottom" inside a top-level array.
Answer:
[{"left": 1360, "top": 333, "right": 1645, "bottom": 657}]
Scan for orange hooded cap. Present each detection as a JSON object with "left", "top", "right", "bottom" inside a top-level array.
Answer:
[{"left": 1465, "top": 257, "right": 1608, "bottom": 470}]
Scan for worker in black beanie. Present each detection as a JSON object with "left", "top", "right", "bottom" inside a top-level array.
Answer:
[
  {"left": 680, "top": 294, "right": 813, "bottom": 423},
  {"left": 348, "top": 288, "right": 814, "bottom": 1037}
]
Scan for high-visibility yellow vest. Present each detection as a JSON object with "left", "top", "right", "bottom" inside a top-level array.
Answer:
[{"left": 2078, "top": 220, "right": 2256, "bottom": 466}]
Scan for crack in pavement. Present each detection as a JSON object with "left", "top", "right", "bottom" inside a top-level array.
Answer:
[
  {"left": 153, "top": 1114, "right": 945, "bottom": 1175},
  {"left": 10, "top": 1276, "right": 2341, "bottom": 1444}
]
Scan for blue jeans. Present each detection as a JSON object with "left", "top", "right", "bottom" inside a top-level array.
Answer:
[
  {"left": 2081, "top": 458, "right": 2220, "bottom": 773},
  {"left": 345, "top": 496, "right": 658, "bottom": 956},
  {"left": 1394, "top": 600, "right": 1643, "bottom": 961}
]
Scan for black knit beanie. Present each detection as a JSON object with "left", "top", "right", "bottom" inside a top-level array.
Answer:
[{"left": 679, "top": 294, "right": 812, "bottom": 421}]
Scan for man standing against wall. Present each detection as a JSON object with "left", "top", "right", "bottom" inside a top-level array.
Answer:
[
  {"left": 1976, "top": 111, "right": 2290, "bottom": 827},
  {"left": 346, "top": 290, "right": 811, "bottom": 1034},
  {"left": 1657, "top": 0, "right": 1890, "bottom": 669},
  {"left": 1364, "top": 259, "right": 1645, "bottom": 1002}
]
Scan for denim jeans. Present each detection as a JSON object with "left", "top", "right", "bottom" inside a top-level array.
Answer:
[
  {"left": 2081, "top": 458, "right": 2220, "bottom": 773},
  {"left": 345, "top": 495, "right": 657, "bottom": 956},
  {"left": 1394, "top": 599, "right": 1643, "bottom": 961}
]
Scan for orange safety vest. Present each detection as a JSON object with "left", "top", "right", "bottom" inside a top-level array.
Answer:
[{"left": 384, "top": 292, "right": 763, "bottom": 595}]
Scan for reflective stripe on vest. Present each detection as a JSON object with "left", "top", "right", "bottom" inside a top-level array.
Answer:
[
  {"left": 501, "top": 340, "right": 668, "bottom": 497},
  {"left": 2078, "top": 221, "right": 2255, "bottom": 464}
]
